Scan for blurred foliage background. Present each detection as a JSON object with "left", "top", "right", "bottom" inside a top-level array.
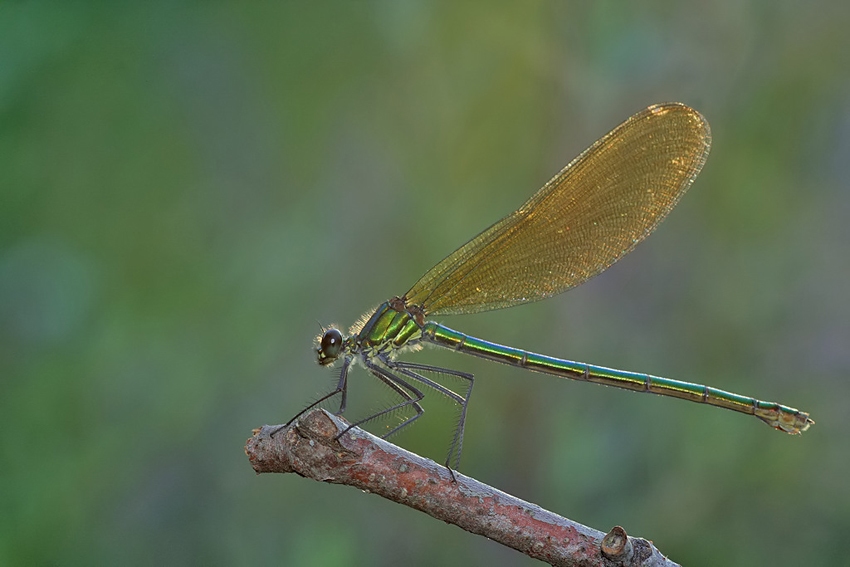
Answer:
[{"left": 2, "top": 2, "right": 849, "bottom": 565}]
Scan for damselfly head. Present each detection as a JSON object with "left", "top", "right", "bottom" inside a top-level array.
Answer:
[{"left": 316, "top": 327, "right": 343, "bottom": 366}]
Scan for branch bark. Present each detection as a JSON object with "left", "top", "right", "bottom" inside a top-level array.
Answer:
[{"left": 245, "top": 409, "right": 680, "bottom": 567}]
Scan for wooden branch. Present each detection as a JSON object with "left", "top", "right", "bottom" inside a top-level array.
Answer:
[{"left": 245, "top": 409, "right": 680, "bottom": 567}]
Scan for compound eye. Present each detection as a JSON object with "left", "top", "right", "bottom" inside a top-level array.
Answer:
[{"left": 320, "top": 328, "right": 343, "bottom": 359}]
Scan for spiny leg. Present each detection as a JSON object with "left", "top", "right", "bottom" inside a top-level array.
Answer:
[
  {"left": 387, "top": 359, "right": 474, "bottom": 471},
  {"left": 335, "top": 359, "right": 350, "bottom": 415},
  {"left": 270, "top": 357, "right": 351, "bottom": 437},
  {"left": 335, "top": 358, "right": 426, "bottom": 441}
]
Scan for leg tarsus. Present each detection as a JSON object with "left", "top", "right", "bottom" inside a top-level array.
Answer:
[
  {"left": 444, "top": 463, "right": 458, "bottom": 483},
  {"left": 275, "top": 358, "right": 351, "bottom": 437}
]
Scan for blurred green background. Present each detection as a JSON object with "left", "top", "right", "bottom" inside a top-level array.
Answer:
[{"left": 2, "top": 2, "right": 848, "bottom": 565}]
